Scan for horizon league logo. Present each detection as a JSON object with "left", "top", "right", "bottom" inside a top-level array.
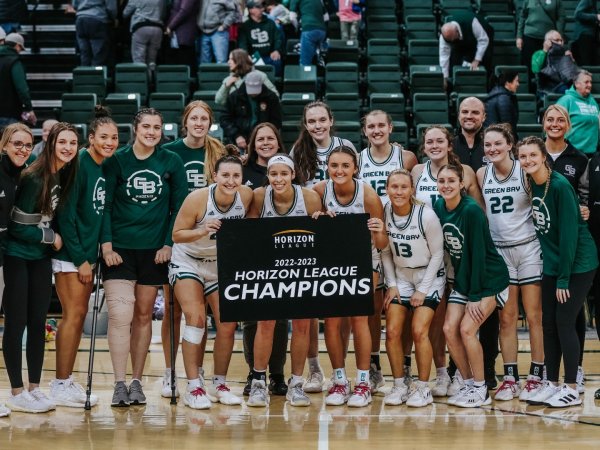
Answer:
[
  {"left": 185, "top": 161, "right": 206, "bottom": 191},
  {"left": 126, "top": 170, "right": 163, "bottom": 204},
  {"left": 272, "top": 230, "right": 316, "bottom": 249},
  {"left": 531, "top": 197, "right": 550, "bottom": 234},
  {"left": 442, "top": 223, "right": 464, "bottom": 259},
  {"left": 92, "top": 177, "right": 105, "bottom": 215}
]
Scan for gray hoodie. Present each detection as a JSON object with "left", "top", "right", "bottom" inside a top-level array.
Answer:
[
  {"left": 197, "top": 0, "right": 240, "bottom": 34},
  {"left": 73, "top": 0, "right": 118, "bottom": 23}
]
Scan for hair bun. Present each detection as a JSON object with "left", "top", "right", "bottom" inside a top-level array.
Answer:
[{"left": 94, "top": 105, "right": 112, "bottom": 118}]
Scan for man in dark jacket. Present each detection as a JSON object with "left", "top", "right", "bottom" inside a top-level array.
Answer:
[
  {"left": 221, "top": 70, "right": 282, "bottom": 151},
  {"left": 484, "top": 69, "right": 520, "bottom": 139},
  {"left": 238, "top": 0, "right": 283, "bottom": 76},
  {"left": 453, "top": 96, "right": 487, "bottom": 171},
  {"left": 165, "top": 0, "right": 200, "bottom": 68},
  {"left": 0, "top": 33, "right": 36, "bottom": 129}
]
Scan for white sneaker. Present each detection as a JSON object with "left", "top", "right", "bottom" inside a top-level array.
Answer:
[
  {"left": 29, "top": 388, "right": 56, "bottom": 411},
  {"left": 347, "top": 382, "right": 372, "bottom": 407},
  {"left": 304, "top": 370, "right": 324, "bottom": 393},
  {"left": 447, "top": 384, "right": 470, "bottom": 406},
  {"left": 161, "top": 371, "right": 180, "bottom": 398},
  {"left": 383, "top": 381, "right": 409, "bottom": 405},
  {"left": 545, "top": 384, "right": 582, "bottom": 408},
  {"left": 247, "top": 380, "right": 269, "bottom": 407},
  {"left": 183, "top": 385, "right": 211, "bottom": 410},
  {"left": 369, "top": 364, "right": 384, "bottom": 393},
  {"left": 206, "top": 383, "right": 242, "bottom": 405},
  {"left": 576, "top": 366, "right": 585, "bottom": 394},
  {"left": 447, "top": 371, "right": 464, "bottom": 397},
  {"left": 50, "top": 378, "right": 98, "bottom": 408},
  {"left": 0, "top": 404, "right": 10, "bottom": 417},
  {"left": 455, "top": 386, "right": 491, "bottom": 408},
  {"left": 286, "top": 380, "right": 311, "bottom": 407},
  {"left": 6, "top": 390, "right": 50, "bottom": 413},
  {"left": 406, "top": 382, "right": 433, "bottom": 407},
  {"left": 519, "top": 377, "right": 544, "bottom": 401},
  {"left": 494, "top": 377, "right": 521, "bottom": 401},
  {"left": 526, "top": 381, "right": 561, "bottom": 406},
  {"left": 431, "top": 372, "right": 451, "bottom": 397},
  {"left": 325, "top": 381, "right": 351, "bottom": 406}
]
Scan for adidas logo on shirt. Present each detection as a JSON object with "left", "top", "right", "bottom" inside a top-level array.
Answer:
[
  {"left": 0, "top": 190, "right": 5, "bottom": 198},
  {"left": 364, "top": 163, "right": 370, "bottom": 168},
  {"left": 208, "top": 211, "right": 215, "bottom": 216},
  {"left": 488, "top": 179, "right": 493, "bottom": 184},
  {"left": 245, "top": 180, "right": 253, "bottom": 186}
]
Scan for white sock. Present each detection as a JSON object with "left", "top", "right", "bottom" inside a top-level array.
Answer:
[
  {"left": 356, "top": 369, "right": 370, "bottom": 384},
  {"left": 308, "top": 357, "right": 322, "bottom": 373},
  {"left": 290, "top": 374, "right": 303, "bottom": 385},
  {"left": 464, "top": 378, "right": 474, "bottom": 387},
  {"left": 436, "top": 367, "right": 447, "bottom": 378},
  {"left": 394, "top": 377, "right": 405, "bottom": 387},
  {"left": 333, "top": 368, "right": 347, "bottom": 383},
  {"left": 187, "top": 378, "right": 201, "bottom": 389},
  {"left": 213, "top": 375, "right": 226, "bottom": 385}
]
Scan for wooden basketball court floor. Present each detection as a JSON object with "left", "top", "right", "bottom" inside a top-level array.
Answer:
[{"left": 1, "top": 328, "right": 600, "bottom": 449}]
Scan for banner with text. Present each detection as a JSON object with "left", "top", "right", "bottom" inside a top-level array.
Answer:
[{"left": 217, "top": 214, "right": 374, "bottom": 322}]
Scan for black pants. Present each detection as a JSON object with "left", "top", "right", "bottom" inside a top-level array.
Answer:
[
  {"left": 572, "top": 35, "right": 597, "bottom": 66},
  {"left": 521, "top": 35, "right": 544, "bottom": 91},
  {"left": 2, "top": 255, "right": 52, "bottom": 389},
  {"left": 480, "top": 308, "right": 500, "bottom": 373},
  {"left": 242, "top": 320, "right": 288, "bottom": 375},
  {"left": 541, "top": 270, "right": 596, "bottom": 384}
]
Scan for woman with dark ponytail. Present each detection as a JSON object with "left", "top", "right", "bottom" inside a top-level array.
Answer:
[{"left": 49, "top": 107, "right": 118, "bottom": 408}]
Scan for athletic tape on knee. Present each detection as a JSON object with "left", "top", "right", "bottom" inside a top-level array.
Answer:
[{"left": 183, "top": 325, "right": 204, "bottom": 344}]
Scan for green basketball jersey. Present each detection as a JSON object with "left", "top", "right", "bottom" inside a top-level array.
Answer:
[{"left": 434, "top": 195, "right": 509, "bottom": 301}]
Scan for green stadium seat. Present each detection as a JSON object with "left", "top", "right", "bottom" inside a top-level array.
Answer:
[
  {"left": 403, "top": 0, "right": 433, "bottom": 17},
  {"left": 116, "top": 123, "right": 134, "bottom": 145},
  {"left": 326, "top": 39, "right": 359, "bottom": 63},
  {"left": 326, "top": 62, "right": 359, "bottom": 94},
  {"left": 114, "top": 63, "right": 149, "bottom": 104},
  {"left": 283, "top": 65, "right": 317, "bottom": 94},
  {"left": 60, "top": 93, "right": 97, "bottom": 124},
  {"left": 493, "top": 40, "right": 521, "bottom": 66},
  {"left": 413, "top": 92, "right": 450, "bottom": 125},
  {"left": 404, "top": 15, "right": 437, "bottom": 40},
  {"left": 155, "top": 65, "right": 192, "bottom": 99},
  {"left": 485, "top": 15, "right": 517, "bottom": 40},
  {"left": 542, "top": 93, "right": 562, "bottom": 111},
  {"left": 367, "top": 15, "right": 399, "bottom": 40},
  {"left": 149, "top": 92, "right": 185, "bottom": 125},
  {"left": 440, "top": 0, "right": 476, "bottom": 17},
  {"left": 367, "top": 39, "right": 401, "bottom": 65},
  {"left": 105, "top": 93, "right": 141, "bottom": 124},
  {"left": 368, "top": 64, "right": 402, "bottom": 95},
  {"left": 516, "top": 123, "right": 543, "bottom": 137},
  {"left": 515, "top": 93, "right": 538, "bottom": 124},
  {"left": 163, "top": 123, "right": 179, "bottom": 141},
  {"left": 408, "top": 39, "right": 439, "bottom": 66},
  {"left": 72, "top": 66, "right": 108, "bottom": 101},
  {"left": 410, "top": 65, "right": 444, "bottom": 94},
  {"left": 452, "top": 67, "right": 488, "bottom": 93},
  {"left": 479, "top": 0, "right": 512, "bottom": 15},
  {"left": 369, "top": 93, "right": 406, "bottom": 122},
  {"left": 334, "top": 121, "right": 362, "bottom": 149},
  {"left": 324, "top": 93, "right": 360, "bottom": 122}
]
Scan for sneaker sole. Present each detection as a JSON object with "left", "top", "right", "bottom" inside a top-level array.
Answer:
[
  {"left": 161, "top": 391, "right": 180, "bottom": 398},
  {"left": 52, "top": 398, "right": 91, "bottom": 408},
  {"left": 303, "top": 386, "right": 324, "bottom": 393},
  {"left": 456, "top": 398, "right": 492, "bottom": 408},
  {"left": 183, "top": 399, "right": 211, "bottom": 410},
  {"left": 247, "top": 401, "right": 268, "bottom": 407},
  {"left": 129, "top": 400, "right": 146, "bottom": 406},
  {"left": 6, "top": 403, "right": 49, "bottom": 413},
  {"left": 545, "top": 399, "right": 583, "bottom": 408},
  {"left": 348, "top": 400, "right": 371, "bottom": 408},
  {"left": 217, "top": 397, "right": 243, "bottom": 406},
  {"left": 325, "top": 398, "right": 347, "bottom": 406},
  {"left": 111, "top": 401, "right": 130, "bottom": 408}
]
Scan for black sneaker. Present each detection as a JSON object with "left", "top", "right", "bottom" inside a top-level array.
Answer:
[
  {"left": 484, "top": 368, "right": 498, "bottom": 390},
  {"left": 243, "top": 372, "right": 253, "bottom": 396},
  {"left": 269, "top": 374, "right": 288, "bottom": 396},
  {"left": 595, "top": 387, "right": 600, "bottom": 400}
]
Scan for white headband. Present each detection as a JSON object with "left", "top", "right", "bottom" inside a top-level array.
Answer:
[{"left": 267, "top": 154, "right": 295, "bottom": 171}]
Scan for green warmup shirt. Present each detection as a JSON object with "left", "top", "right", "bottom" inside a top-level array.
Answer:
[
  {"left": 162, "top": 138, "right": 207, "bottom": 193},
  {"left": 100, "top": 145, "right": 187, "bottom": 249},
  {"left": 54, "top": 149, "right": 105, "bottom": 266},
  {"left": 434, "top": 195, "right": 509, "bottom": 301},
  {"left": 531, "top": 171, "right": 598, "bottom": 288},
  {"left": 5, "top": 172, "right": 60, "bottom": 260}
]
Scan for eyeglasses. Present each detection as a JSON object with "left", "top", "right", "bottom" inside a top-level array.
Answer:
[{"left": 9, "top": 140, "right": 34, "bottom": 151}]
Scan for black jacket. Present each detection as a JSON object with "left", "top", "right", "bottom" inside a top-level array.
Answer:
[
  {"left": 484, "top": 86, "right": 519, "bottom": 139},
  {"left": 242, "top": 158, "right": 267, "bottom": 189},
  {"left": 0, "top": 155, "right": 25, "bottom": 266},
  {"left": 588, "top": 151, "right": 600, "bottom": 238},
  {"left": 453, "top": 129, "right": 486, "bottom": 172},
  {"left": 220, "top": 84, "right": 282, "bottom": 144},
  {"left": 547, "top": 141, "right": 589, "bottom": 200}
]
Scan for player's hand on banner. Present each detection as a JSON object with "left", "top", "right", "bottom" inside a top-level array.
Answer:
[
  {"left": 367, "top": 217, "right": 384, "bottom": 233},
  {"left": 384, "top": 287, "right": 400, "bottom": 311},
  {"left": 311, "top": 210, "right": 335, "bottom": 219},
  {"left": 155, "top": 245, "right": 172, "bottom": 264}
]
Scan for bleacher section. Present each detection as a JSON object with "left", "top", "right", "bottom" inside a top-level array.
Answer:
[{"left": 19, "top": 0, "right": 600, "bottom": 151}]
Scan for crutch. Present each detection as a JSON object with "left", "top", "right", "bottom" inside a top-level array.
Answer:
[
  {"left": 85, "top": 257, "right": 103, "bottom": 410},
  {"left": 168, "top": 282, "right": 177, "bottom": 405}
]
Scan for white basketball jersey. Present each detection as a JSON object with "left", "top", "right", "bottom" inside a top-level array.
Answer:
[
  {"left": 482, "top": 160, "right": 536, "bottom": 245},
  {"left": 260, "top": 185, "right": 308, "bottom": 217},
  {"left": 323, "top": 179, "right": 366, "bottom": 214},
  {"left": 358, "top": 145, "right": 404, "bottom": 205},
  {"left": 176, "top": 184, "right": 246, "bottom": 258},
  {"left": 291, "top": 137, "right": 354, "bottom": 188},
  {"left": 415, "top": 161, "right": 441, "bottom": 207},
  {"left": 384, "top": 202, "right": 442, "bottom": 269}
]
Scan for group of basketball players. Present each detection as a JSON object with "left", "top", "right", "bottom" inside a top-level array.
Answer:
[{"left": 0, "top": 97, "right": 596, "bottom": 417}]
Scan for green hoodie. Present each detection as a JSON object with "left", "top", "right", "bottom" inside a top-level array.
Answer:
[{"left": 556, "top": 85, "right": 600, "bottom": 154}]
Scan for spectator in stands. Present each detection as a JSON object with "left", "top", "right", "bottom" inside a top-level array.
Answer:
[
  {"left": 532, "top": 30, "right": 578, "bottom": 96},
  {"left": 73, "top": 0, "right": 117, "bottom": 67},
  {"left": 238, "top": 1, "right": 284, "bottom": 76},
  {"left": 265, "top": 0, "right": 291, "bottom": 28},
  {"left": 573, "top": 0, "right": 600, "bottom": 66},
  {"left": 32, "top": 119, "right": 58, "bottom": 157},
  {"left": 557, "top": 69, "right": 600, "bottom": 155},
  {"left": 439, "top": 11, "right": 493, "bottom": 90},
  {"left": 0, "top": 33, "right": 35, "bottom": 130},
  {"left": 517, "top": 0, "right": 565, "bottom": 74},
  {"left": 215, "top": 48, "right": 279, "bottom": 106},
  {"left": 123, "top": 0, "right": 166, "bottom": 73},
  {"left": 453, "top": 98, "right": 500, "bottom": 390},
  {"left": 338, "top": 0, "right": 361, "bottom": 41},
  {"left": 221, "top": 70, "right": 282, "bottom": 152},
  {"left": 289, "top": 0, "right": 329, "bottom": 66},
  {"left": 197, "top": 0, "right": 240, "bottom": 64},
  {"left": 164, "top": 0, "right": 200, "bottom": 68},
  {"left": 0, "top": 0, "right": 27, "bottom": 34},
  {"left": 484, "top": 69, "right": 520, "bottom": 139}
]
